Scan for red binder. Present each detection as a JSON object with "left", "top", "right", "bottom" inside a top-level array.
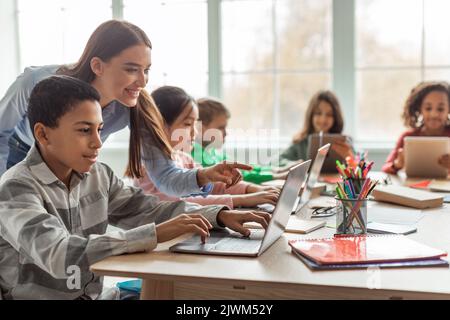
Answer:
[{"left": 288, "top": 234, "right": 447, "bottom": 265}]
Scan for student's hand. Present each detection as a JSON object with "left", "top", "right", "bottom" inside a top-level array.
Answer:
[
  {"left": 393, "top": 148, "right": 405, "bottom": 170},
  {"left": 233, "top": 190, "right": 280, "bottom": 208},
  {"left": 155, "top": 214, "right": 213, "bottom": 244},
  {"left": 273, "top": 159, "right": 304, "bottom": 173},
  {"left": 246, "top": 184, "right": 280, "bottom": 193},
  {"left": 272, "top": 171, "right": 289, "bottom": 180},
  {"left": 197, "top": 162, "right": 253, "bottom": 187},
  {"left": 331, "top": 141, "right": 353, "bottom": 159},
  {"left": 438, "top": 154, "right": 450, "bottom": 170},
  {"left": 217, "top": 210, "right": 271, "bottom": 237}
]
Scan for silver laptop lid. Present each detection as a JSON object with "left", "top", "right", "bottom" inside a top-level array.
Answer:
[
  {"left": 258, "top": 160, "right": 311, "bottom": 255},
  {"left": 293, "top": 144, "right": 330, "bottom": 213},
  {"left": 301, "top": 144, "right": 330, "bottom": 202}
]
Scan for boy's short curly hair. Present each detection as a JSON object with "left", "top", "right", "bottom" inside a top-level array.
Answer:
[
  {"left": 402, "top": 81, "right": 450, "bottom": 128},
  {"left": 28, "top": 75, "right": 100, "bottom": 135}
]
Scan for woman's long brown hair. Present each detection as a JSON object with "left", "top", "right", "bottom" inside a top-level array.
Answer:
[
  {"left": 57, "top": 20, "right": 172, "bottom": 178},
  {"left": 125, "top": 90, "right": 172, "bottom": 178}
]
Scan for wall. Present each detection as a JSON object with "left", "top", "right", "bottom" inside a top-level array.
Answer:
[{"left": 0, "top": 0, "right": 20, "bottom": 97}]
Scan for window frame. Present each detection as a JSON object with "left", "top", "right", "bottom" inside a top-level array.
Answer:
[{"left": 10, "top": 0, "right": 450, "bottom": 150}]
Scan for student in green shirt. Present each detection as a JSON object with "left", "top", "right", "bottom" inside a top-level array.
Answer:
[{"left": 193, "top": 98, "right": 295, "bottom": 184}]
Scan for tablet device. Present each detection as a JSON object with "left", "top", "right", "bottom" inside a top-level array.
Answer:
[
  {"left": 307, "top": 133, "right": 350, "bottom": 173},
  {"left": 404, "top": 136, "right": 450, "bottom": 178}
]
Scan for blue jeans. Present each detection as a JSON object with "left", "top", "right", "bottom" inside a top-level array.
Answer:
[
  {"left": 119, "top": 288, "right": 140, "bottom": 300},
  {"left": 6, "top": 132, "right": 31, "bottom": 170}
]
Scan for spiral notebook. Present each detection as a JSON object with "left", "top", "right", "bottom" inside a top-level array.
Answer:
[
  {"left": 292, "top": 249, "right": 449, "bottom": 270},
  {"left": 288, "top": 234, "right": 447, "bottom": 266}
]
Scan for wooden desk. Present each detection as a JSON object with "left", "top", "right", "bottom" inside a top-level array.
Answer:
[{"left": 91, "top": 197, "right": 450, "bottom": 300}]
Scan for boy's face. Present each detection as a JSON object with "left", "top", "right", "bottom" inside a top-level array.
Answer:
[
  {"left": 420, "top": 91, "right": 450, "bottom": 132},
  {"left": 39, "top": 100, "right": 103, "bottom": 180},
  {"left": 312, "top": 101, "right": 334, "bottom": 133},
  {"left": 202, "top": 114, "right": 229, "bottom": 147}
]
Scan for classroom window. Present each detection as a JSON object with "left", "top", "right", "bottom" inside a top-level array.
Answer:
[
  {"left": 123, "top": 0, "right": 208, "bottom": 98},
  {"left": 109, "top": 0, "right": 209, "bottom": 146},
  {"left": 221, "top": 0, "right": 332, "bottom": 141},
  {"left": 10, "top": 0, "right": 450, "bottom": 149},
  {"left": 17, "top": 0, "right": 112, "bottom": 68},
  {"left": 355, "top": 0, "right": 450, "bottom": 142}
]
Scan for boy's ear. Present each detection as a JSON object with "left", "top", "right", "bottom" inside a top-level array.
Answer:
[
  {"left": 90, "top": 57, "right": 104, "bottom": 77},
  {"left": 34, "top": 123, "right": 50, "bottom": 146}
]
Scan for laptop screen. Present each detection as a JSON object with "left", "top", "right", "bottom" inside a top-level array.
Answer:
[
  {"left": 307, "top": 133, "right": 346, "bottom": 173},
  {"left": 302, "top": 144, "right": 330, "bottom": 202},
  {"left": 258, "top": 160, "right": 311, "bottom": 254},
  {"left": 292, "top": 144, "right": 330, "bottom": 214}
]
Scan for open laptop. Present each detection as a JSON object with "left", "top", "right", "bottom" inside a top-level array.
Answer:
[
  {"left": 293, "top": 143, "right": 330, "bottom": 214},
  {"left": 256, "top": 143, "right": 330, "bottom": 214},
  {"left": 169, "top": 160, "right": 311, "bottom": 257},
  {"left": 404, "top": 136, "right": 450, "bottom": 178},
  {"left": 307, "top": 133, "right": 349, "bottom": 173}
]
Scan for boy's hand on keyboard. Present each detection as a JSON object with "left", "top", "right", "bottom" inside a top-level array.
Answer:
[
  {"left": 233, "top": 191, "right": 279, "bottom": 207},
  {"left": 246, "top": 184, "right": 280, "bottom": 193},
  {"left": 155, "top": 214, "right": 213, "bottom": 244},
  {"left": 217, "top": 210, "right": 271, "bottom": 237}
]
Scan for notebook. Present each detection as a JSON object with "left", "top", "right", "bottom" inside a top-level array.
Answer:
[
  {"left": 292, "top": 249, "right": 449, "bottom": 271},
  {"left": 288, "top": 234, "right": 447, "bottom": 265},
  {"left": 367, "top": 222, "right": 417, "bottom": 235},
  {"left": 409, "top": 179, "right": 450, "bottom": 192},
  {"left": 408, "top": 180, "right": 432, "bottom": 190},
  {"left": 244, "top": 217, "right": 326, "bottom": 234},
  {"left": 428, "top": 180, "right": 450, "bottom": 192},
  {"left": 372, "top": 185, "right": 444, "bottom": 209}
]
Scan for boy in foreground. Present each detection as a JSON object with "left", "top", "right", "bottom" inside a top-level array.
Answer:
[{"left": 0, "top": 76, "right": 270, "bottom": 300}]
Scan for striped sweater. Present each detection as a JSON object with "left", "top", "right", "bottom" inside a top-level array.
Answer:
[{"left": 0, "top": 145, "right": 226, "bottom": 300}]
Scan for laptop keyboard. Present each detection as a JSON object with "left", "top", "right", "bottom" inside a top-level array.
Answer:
[
  {"left": 256, "top": 203, "right": 275, "bottom": 213},
  {"left": 213, "top": 237, "right": 262, "bottom": 252},
  {"left": 211, "top": 229, "right": 264, "bottom": 252}
]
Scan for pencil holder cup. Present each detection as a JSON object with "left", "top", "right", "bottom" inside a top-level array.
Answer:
[
  {"left": 335, "top": 196, "right": 368, "bottom": 235},
  {"left": 351, "top": 179, "right": 367, "bottom": 195}
]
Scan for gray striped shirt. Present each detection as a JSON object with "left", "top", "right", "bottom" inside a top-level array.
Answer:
[{"left": 0, "top": 145, "right": 226, "bottom": 300}]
